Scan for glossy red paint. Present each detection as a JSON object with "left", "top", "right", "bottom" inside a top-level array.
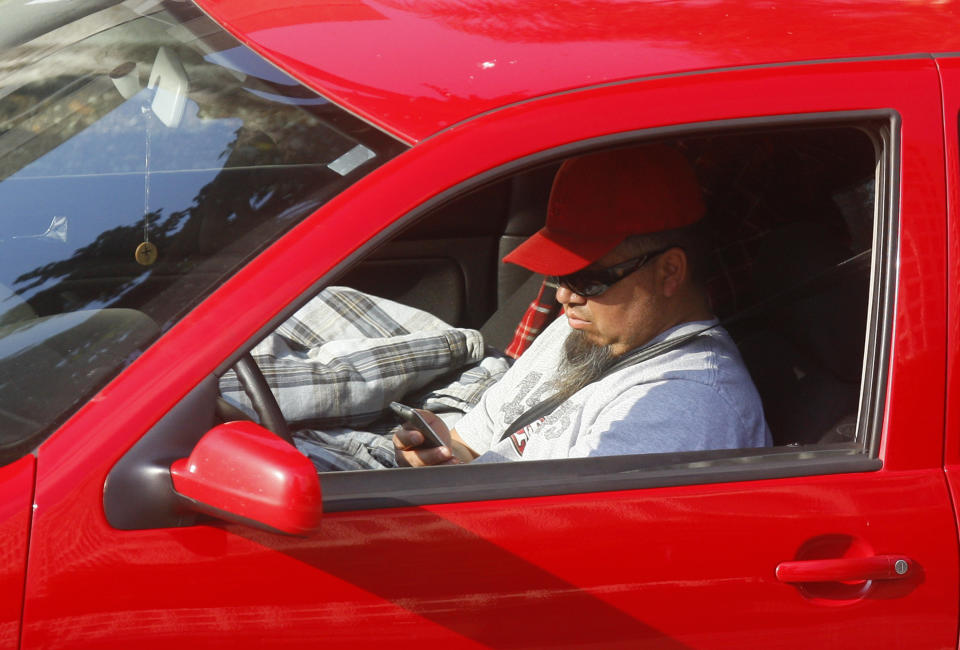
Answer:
[
  {"left": 421, "top": 474, "right": 955, "bottom": 646},
  {"left": 24, "top": 473, "right": 960, "bottom": 647},
  {"left": 170, "top": 422, "right": 322, "bottom": 536},
  {"left": 0, "top": 456, "right": 33, "bottom": 650},
  {"left": 195, "top": 0, "right": 960, "bottom": 143},
  {"left": 18, "top": 55, "right": 957, "bottom": 647}
]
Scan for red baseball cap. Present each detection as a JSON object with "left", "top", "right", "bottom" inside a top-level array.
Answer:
[{"left": 503, "top": 144, "right": 705, "bottom": 275}]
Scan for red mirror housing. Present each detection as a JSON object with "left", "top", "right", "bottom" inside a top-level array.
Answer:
[{"left": 170, "top": 421, "right": 321, "bottom": 536}]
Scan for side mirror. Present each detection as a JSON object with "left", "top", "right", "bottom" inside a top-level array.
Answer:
[{"left": 170, "top": 421, "right": 321, "bottom": 536}]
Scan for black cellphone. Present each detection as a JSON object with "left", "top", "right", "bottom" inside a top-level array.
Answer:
[{"left": 388, "top": 402, "right": 445, "bottom": 449}]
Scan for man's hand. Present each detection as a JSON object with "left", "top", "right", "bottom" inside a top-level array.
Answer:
[{"left": 393, "top": 409, "right": 461, "bottom": 467}]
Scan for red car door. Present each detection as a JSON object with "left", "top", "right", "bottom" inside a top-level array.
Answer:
[
  {"left": 0, "top": 456, "right": 32, "bottom": 650},
  {"left": 20, "top": 59, "right": 957, "bottom": 648}
]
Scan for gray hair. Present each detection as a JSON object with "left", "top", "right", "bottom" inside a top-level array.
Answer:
[{"left": 623, "top": 220, "right": 710, "bottom": 287}]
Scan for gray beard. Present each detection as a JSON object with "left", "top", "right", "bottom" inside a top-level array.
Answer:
[{"left": 552, "top": 330, "right": 616, "bottom": 404}]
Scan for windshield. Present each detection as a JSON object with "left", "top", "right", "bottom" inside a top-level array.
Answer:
[{"left": 0, "top": 0, "right": 407, "bottom": 462}]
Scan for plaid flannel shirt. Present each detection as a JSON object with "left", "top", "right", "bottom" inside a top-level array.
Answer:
[{"left": 219, "top": 287, "right": 510, "bottom": 471}]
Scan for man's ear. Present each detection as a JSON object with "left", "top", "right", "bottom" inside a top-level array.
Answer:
[{"left": 657, "top": 247, "right": 688, "bottom": 298}]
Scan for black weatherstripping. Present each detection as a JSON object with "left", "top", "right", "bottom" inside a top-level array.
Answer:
[{"left": 322, "top": 446, "right": 880, "bottom": 513}]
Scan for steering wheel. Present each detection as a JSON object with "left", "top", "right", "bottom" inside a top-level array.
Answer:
[{"left": 233, "top": 352, "right": 294, "bottom": 445}]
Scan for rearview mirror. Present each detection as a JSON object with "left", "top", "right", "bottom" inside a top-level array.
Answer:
[
  {"left": 147, "top": 46, "right": 189, "bottom": 128},
  {"left": 170, "top": 421, "right": 321, "bottom": 536}
]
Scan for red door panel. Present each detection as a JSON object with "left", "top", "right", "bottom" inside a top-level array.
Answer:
[
  {"left": 259, "top": 474, "right": 954, "bottom": 648},
  {"left": 22, "top": 58, "right": 955, "bottom": 647},
  {"left": 18, "top": 473, "right": 957, "bottom": 648},
  {"left": 0, "top": 455, "right": 34, "bottom": 650}
]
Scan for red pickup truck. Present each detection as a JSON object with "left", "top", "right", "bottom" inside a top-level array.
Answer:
[{"left": 1, "top": 0, "right": 959, "bottom": 647}]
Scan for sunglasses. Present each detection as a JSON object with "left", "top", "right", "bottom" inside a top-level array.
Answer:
[{"left": 550, "top": 246, "right": 674, "bottom": 297}]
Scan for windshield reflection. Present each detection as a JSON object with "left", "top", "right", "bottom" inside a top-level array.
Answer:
[{"left": 0, "top": 0, "right": 405, "bottom": 460}]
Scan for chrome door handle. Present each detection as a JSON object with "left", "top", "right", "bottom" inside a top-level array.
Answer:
[{"left": 776, "top": 554, "right": 913, "bottom": 583}]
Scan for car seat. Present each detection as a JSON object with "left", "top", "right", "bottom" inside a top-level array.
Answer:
[{"left": 732, "top": 221, "right": 869, "bottom": 446}]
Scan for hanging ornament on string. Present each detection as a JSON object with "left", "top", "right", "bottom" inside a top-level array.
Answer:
[{"left": 135, "top": 235, "right": 158, "bottom": 266}]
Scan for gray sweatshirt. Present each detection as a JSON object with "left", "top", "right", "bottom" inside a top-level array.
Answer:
[{"left": 457, "top": 316, "right": 772, "bottom": 463}]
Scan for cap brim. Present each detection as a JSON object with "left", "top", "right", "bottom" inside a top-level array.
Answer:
[{"left": 502, "top": 228, "right": 620, "bottom": 275}]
